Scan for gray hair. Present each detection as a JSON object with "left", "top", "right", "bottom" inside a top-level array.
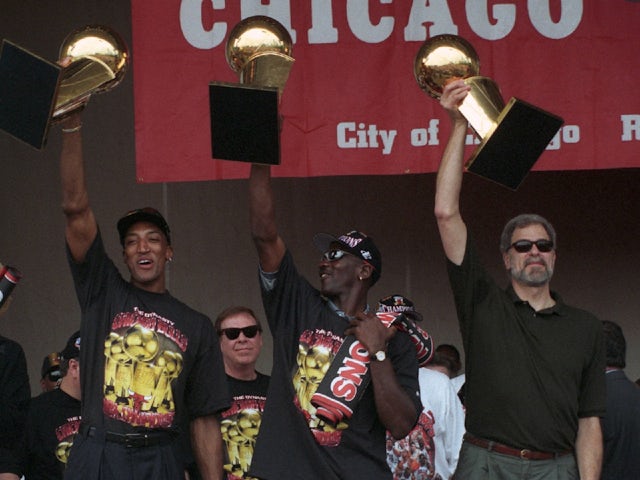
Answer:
[{"left": 499, "top": 214, "right": 557, "bottom": 252}]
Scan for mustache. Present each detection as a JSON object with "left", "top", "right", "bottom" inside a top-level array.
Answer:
[{"left": 524, "top": 257, "right": 547, "bottom": 267}]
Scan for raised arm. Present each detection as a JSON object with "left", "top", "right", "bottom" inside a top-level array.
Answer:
[
  {"left": 433, "top": 80, "right": 471, "bottom": 266},
  {"left": 59, "top": 111, "right": 98, "bottom": 262},
  {"left": 249, "top": 164, "right": 286, "bottom": 272}
]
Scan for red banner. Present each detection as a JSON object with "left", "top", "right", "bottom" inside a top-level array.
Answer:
[{"left": 132, "top": 1, "right": 640, "bottom": 183}]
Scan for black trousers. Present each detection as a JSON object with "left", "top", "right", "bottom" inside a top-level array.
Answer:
[{"left": 64, "top": 429, "right": 183, "bottom": 480}]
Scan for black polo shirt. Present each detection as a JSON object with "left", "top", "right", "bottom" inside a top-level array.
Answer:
[{"left": 447, "top": 235, "right": 605, "bottom": 452}]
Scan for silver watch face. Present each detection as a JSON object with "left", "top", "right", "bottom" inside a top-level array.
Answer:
[{"left": 374, "top": 350, "right": 386, "bottom": 361}]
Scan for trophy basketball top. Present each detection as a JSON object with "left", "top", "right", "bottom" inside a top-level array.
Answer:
[
  {"left": 414, "top": 34, "right": 480, "bottom": 99},
  {"left": 54, "top": 25, "right": 129, "bottom": 119},
  {"left": 59, "top": 25, "right": 129, "bottom": 93},
  {"left": 225, "top": 15, "right": 293, "bottom": 73}
]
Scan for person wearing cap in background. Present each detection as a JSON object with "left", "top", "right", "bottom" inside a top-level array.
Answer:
[
  {"left": 40, "top": 352, "right": 62, "bottom": 393},
  {"left": 0, "top": 260, "right": 30, "bottom": 480},
  {"left": 246, "top": 163, "right": 421, "bottom": 479},
  {"left": 57, "top": 110, "right": 230, "bottom": 479},
  {"left": 20, "top": 331, "right": 82, "bottom": 479},
  {"left": 379, "top": 295, "right": 464, "bottom": 480},
  {"left": 433, "top": 80, "right": 605, "bottom": 480}
]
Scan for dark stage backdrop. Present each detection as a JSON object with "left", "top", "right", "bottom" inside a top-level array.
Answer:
[{"left": 1, "top": 1, "right": 639, "bottom": 392}]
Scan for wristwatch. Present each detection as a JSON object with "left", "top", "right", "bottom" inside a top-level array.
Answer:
[{"left": 371, "top": 350, "right": 387, "bottom": 362}]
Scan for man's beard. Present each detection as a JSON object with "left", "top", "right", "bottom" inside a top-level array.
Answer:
[{"left": 510, "top": 259, "right": 554, "bottom": 287}]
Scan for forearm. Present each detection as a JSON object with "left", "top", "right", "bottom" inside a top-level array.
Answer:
[
  {"left": 369, "top": 360, "right": 418, "bottom": 439},
  {"left": 59, "top": 113, "right": 97, "bottom": 260},
  {"left": 60, "top": 113, "right": 89, "bottom": 215},
  {"left": 575, "top": 416, "right": 602, "bottom": 480},
  {"left": 190, "top": 415, "right": 224, "bottom": 480},
  {"left": 434, "top": 118, "right": 467, "bottom": 221},
  {"left": 249, "top": 164, "right": 285, "bottom": 272},
  {"left": 434, "top": 117, "right": 468, "bottom": 265}
]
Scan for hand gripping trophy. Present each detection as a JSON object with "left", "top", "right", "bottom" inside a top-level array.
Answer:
[
  {"left": 414, "top": 34, "right": 563, "bottom": 189},
  {"left": 0, "top": 25, "right": 129, "bottom": 149}
]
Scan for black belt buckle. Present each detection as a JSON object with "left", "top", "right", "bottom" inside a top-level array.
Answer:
[{"left": 122, "top": 433, "right": 149, "bottom": 448}]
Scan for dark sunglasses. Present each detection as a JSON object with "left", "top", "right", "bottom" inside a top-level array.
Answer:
[
  {"left": 46, "top": 371, "right": 61, "bottom": 382},
  {"left": 321, "top": 249, "right": 352, "bottom": 262},
  {"left": 219, "top": 325, "right": 261, "bottom": 340},
  {"left": 508, "top": 239, "right": 554, "bottom": 253}
]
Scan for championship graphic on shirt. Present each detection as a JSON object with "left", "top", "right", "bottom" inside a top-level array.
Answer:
[
  {"left": 386, "top": 411, "right": 438, "bottom": 480},
  {"left": 54, "top": 416, "right": 81, "bottom": 464},
  {"left": 293, "top": 329, "right": 349, "bottom": 446},
  {"left": 103, "top": 307, "right": 187, "bottom": 427},
  {"left": 220, "top": 395, "right": 266, "bottom": 480}
]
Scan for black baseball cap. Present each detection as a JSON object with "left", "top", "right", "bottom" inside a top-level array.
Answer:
[
  {"left": 117, "top": 207, "right": 172, "bottom": 246},
  {"left": 377, "top": 294, "right": 424, "bottom": 322},
  {"left": 60, "top": 331, "right": 81, "bottom": 360},
  {"left": 313, "top": 230, "right": 382, "bottom": 285},
  {"left": 41, "top": 352, "right": 61, "bottom": 379}
]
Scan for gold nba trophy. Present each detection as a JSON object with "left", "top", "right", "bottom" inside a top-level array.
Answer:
[
  {"left": 0, "top": 25, "right": 129, "bottom": 149},
  {"left": 414, "top": 34, "right": 563, "bottom": 189},
  {"left": 210, "top": 16, "right": 294, "bottom": 165}
]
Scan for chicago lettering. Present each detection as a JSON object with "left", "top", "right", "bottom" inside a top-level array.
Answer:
[{"left": 180, "top": 0, "right": 584, "bottom": 49}]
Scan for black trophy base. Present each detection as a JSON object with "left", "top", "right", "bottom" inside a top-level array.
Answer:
[
  {"left": 0, "top": 40, "right": 60, "bottom": 150},
  {"left": 465, "top": 97, "right": 564, "bottom": 190},
  {"left": 209, "top": 82, "right": 280, "bottom": 165}
]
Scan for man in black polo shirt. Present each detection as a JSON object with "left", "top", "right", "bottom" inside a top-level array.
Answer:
[{"left": 432, "top": 80, "right": 605, "bottom": 480}]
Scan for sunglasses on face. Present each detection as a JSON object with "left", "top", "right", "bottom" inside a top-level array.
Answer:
[
  {"left": 46, "top": 372, "right": 61, "bottom": 382},
  {"left": 219, "top": 325, "right": 261, "bottom": 340},
  {"left": 321, "top": 249, "right": 353, "bottom": 262},
  {"left": 508, "top": 239, "right": 554, "bottom": 253}
]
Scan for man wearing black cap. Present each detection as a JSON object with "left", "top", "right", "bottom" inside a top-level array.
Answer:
[
  {"left": 246, "top": 164, "right": 421, "bottom": 479},
  {"left": 57, "top": 111, "right": 229, "bottom": 479},
  {"left": 40, "top": 352, "right": 62, "bottom": 393},
  {"left": 21, "top": 331, "right": 82, "bottom": 479}
]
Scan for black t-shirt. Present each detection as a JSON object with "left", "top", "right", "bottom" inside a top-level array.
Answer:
[
  {"left": 221, "top": 372, "right": 270, "bottom": 479},
  {"left": 250, "top": 251, "right": 421, "bottom": 480},
  {"left": 22, "top": 387, "right": 81, "bottom": 479},
  {"left": 0, "top": 335, "right": 30, "bottom": 473},
  {"left": 65, "top": 230, "right": 230, "bottom": 474}
]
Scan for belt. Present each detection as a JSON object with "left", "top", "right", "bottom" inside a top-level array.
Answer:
[
  {"left": 81, "top": 424, "right": 176, "bottom": 449},
  {"left": 464, "top": 433, "right": 573, "bottom": 460}
]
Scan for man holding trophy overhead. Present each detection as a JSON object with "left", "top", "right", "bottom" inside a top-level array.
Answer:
[
  {"left": 219, "top": 16, "right": 422, "bottom": 480},
  {"left": 432, "top": 78, "right": 605, "bottom": 480},
  {"left": 55, "top": 27, "right": 230, "bottom": 480}
]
